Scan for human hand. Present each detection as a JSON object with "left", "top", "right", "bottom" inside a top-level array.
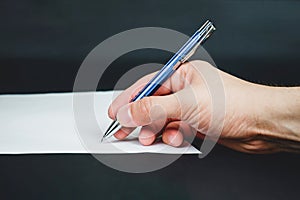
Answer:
[{"left": 108, "top": 60, "right": 300, "bottom": 153}]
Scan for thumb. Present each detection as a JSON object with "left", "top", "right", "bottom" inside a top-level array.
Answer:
[{"left": 116, "top": 95, "right": 181, "bottom": 127}]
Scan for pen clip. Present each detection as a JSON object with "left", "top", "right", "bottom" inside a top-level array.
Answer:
[{"left": 181, "top": 21, "right": 216, "bottom": 63}]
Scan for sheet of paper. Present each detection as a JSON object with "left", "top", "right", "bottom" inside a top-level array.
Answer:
[{"left": 0, "top": 91, "right": 200, "bottom": 154}]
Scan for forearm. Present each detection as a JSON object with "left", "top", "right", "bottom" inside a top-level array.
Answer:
[{"left": 256, "top": 86, "right": 300, "bottom": 152}]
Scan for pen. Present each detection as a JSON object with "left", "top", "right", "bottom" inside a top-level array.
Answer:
[{"left": 101, "top": 20, "right": 216, "bottom": 142}]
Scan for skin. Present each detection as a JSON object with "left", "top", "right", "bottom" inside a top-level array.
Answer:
[{"left": 108, "top": 60, "right": 300, "bottom": 153}]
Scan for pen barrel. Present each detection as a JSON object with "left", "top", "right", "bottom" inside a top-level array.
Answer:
[
  {"left": 131, "top": 68, "right": 175, "bottom": 102},
  {"left": 103, "top": 20, "right": 215, "bottom": 140},
  {"left": 131, "top": 20, "right": 215, "bottom": 102}
]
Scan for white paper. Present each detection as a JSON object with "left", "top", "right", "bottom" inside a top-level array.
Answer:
[{"left": 0, "top": 91, "right": 200, "bottom": 154}]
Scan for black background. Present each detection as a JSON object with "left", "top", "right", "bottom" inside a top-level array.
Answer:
[{"left": 0, "top": 0, "right": 299, "bottom": 199}]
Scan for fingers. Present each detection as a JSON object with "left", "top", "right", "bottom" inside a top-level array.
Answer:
[
  {"left": 162, "top": 122, "right": 184, "bottom": 147},
  {"left": 113, "top": 119, "right": 164, "bottom": 142},
  {"left": 108, "top": 72, "right": 173, "bottom": 120},
  {"left": 117, "top": 94, "right": 180, "bottom": 127},
  {"left": 115, "top": 119, "right": 197, "bottom": 148},
  {"left": 114, "top": 127, "right": 135, "bottom": 140},
  {"left": 108, "top": 72, "right": 156, "bottom": 120},
  {"left": 114, "top": 118, "right": 166, "bottom": 144},
  {"left": 114, "top": 119, "right": 165, "bottom": 145},
  {"left": 136, "top": 120, "right": 194, "bottom": 147},
  {"left": 138, "top": 118, "right": 166, "bottom": 146},
  {"left": 162, "top": 121, "right": 196, "bottom": 147},
  {"left": 138, "top": 126, "right": 157, "bottom": 146},
  {"left": 109, "top": 61, "right": 200, "bottom": 142},
  {"left": 138, "top": 120, "right": 191, "bottom": 147},
  {"left": 108, "top": 61, "right": 196, "bottom": 120}
]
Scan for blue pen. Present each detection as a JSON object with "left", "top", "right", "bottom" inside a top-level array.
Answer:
[{"left": 101, "top": 20, "right": 216, "bottom": 142}]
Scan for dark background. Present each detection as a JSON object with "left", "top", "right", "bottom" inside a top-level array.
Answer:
[{"left": 0, "top": 0, "right": 299, "bottom": 199}]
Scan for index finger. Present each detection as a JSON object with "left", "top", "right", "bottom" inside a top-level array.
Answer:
[{"left": 108, "top": 71, "right": 172, "bottom": 120}]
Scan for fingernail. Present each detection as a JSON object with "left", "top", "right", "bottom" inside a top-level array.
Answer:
[
  {"left": 117, "top": 104, "right": 135, "bottom": 127},
  {"left": 163, "top": 131, "right": 183, "bottom": 147},
  {"left": 139, "top": 128, "right": 156, "bottom": 146}
]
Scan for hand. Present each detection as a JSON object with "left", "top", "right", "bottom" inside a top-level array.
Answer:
[{"left": 108, "top": 60, "right": 300, "bottom": 153}]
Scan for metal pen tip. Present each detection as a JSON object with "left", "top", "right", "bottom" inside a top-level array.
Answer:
[{"left": 101, "top": 120, "right": 122, "bottom": 142}]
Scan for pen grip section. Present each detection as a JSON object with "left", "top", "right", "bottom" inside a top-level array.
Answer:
[{"left": 131, "top": 82, "right": 162, "bottom": 102}]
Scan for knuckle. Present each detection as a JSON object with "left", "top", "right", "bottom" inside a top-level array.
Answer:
[
  {"left": 177, "top": 62, "right": 190, "bottom": 76},
  {"left": 134, "top": 97, "right": 153, "bottom": 124},
  {"left": 139, "top": 97, "right": 152, "bottom": 115}
]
